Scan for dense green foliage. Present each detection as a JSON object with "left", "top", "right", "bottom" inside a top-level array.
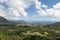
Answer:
[
  {"left": 0, "top": 16, "right": 60, "bottom": 40},
  {"left": 0, "top": 25, "right": 60, "bottom": 40}
]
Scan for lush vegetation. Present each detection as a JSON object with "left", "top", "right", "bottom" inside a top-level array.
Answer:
[
  {"left": 0, "top": 16, "right": 60, "bottom": 40},
  {"left": 0, "top": 25, "right": 60, "bottom": 40}
]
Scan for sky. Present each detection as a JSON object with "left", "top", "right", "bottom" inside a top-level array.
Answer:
[{"left": 0, "top": 0, "right": 60, "bottom": 21}]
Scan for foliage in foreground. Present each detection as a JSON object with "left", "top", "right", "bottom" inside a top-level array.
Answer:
[{"left": 0, "top": 25, "right": 60, "bottom": 40}]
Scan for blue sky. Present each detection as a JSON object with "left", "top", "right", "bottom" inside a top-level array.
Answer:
[
  {"left": 0, "top": 0, "right": 60, "bottom": 21},
  {"left": 40, "top": 0, "right": 60, "bottom": 8}
]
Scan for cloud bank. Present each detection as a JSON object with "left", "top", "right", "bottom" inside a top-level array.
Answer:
[
  {"left": 0, "top": 0, "right": 34, "bottom": 19},
  {"left": 0, "top": 0, "right": 60, "bottom": 21},
  {"left": 33, "top": 0, "right": 60, "bottom": 18}
]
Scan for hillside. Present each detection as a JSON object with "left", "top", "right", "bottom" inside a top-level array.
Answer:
[
  {"left": 0, "top": 16, "right": 16, "bottom": 26},
  {"left": 0, "top": 17, "right": 60, "bottom": 40},
  {"left": 43, "top": 22, "right": 60, "bottom": 31},
  {"left": 0, "top": 16, "right": 8, "bottom": 23},
  {"left": 48, "top": 22, "right": 60, "bottom": 27}
]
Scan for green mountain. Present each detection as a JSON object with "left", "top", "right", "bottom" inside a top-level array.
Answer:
[
  {"left": 0, "top": 16, "right": 8, "bottom": 23},
  {"left": 44, "top": 22, "right": 60, "bottom": 30},
  {"left": 49, "top": 22, "right": 60, "bottom": 27},
  {"left": 0, "top": 16, "right": 16, "bottom": 26}
]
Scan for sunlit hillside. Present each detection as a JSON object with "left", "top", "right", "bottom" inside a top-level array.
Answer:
[{"left": 0, "top": 17, "right": 60, "bottom": 40}]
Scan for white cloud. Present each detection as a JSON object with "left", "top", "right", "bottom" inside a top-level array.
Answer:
[
  {"left": 0, "top": 0, "right": 60, "bottom": 21},
  {"left": 34, "top": 0, "right": 47, "bottom": 17},
  {"left": 9, "top": 8, "right": 21, "bottom": 17},
  {"left": 0, "top": 9, "right": 6, "bottom": 17},
  {"left": 34, "top": 0, "right": 41, "bottom": 9},
  {"left": 7, "top": 0, "right": 29, "bottom": 17},
  {"left": 53, "top": 10, "right": 60, "bottom": 17},
  {"left": 46, "top": 8, "right": 54, "bottom": 17},
  {"left": 0, "top": 5, "right": 7, "bottom": 17},
  {"left": 34, "top": 1, "right": 60, "bottom": 18},
  {"left": 8, "top": 0, "right": 36, "bottom": 17},
  {"left": 38, "top": 9, "right": 46, "bottom": 16},
  {"left": 0, "top": 0, "right": 34, "bottom": 18},
  {"left": 53, "top": 3, "right": 60, "bottom": 9},
  {"left": 42, "top": 4, "right": 48, "bottom": 9},
  {"left": 0, "top": 0, "right": 8, "bottom": 3}
]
